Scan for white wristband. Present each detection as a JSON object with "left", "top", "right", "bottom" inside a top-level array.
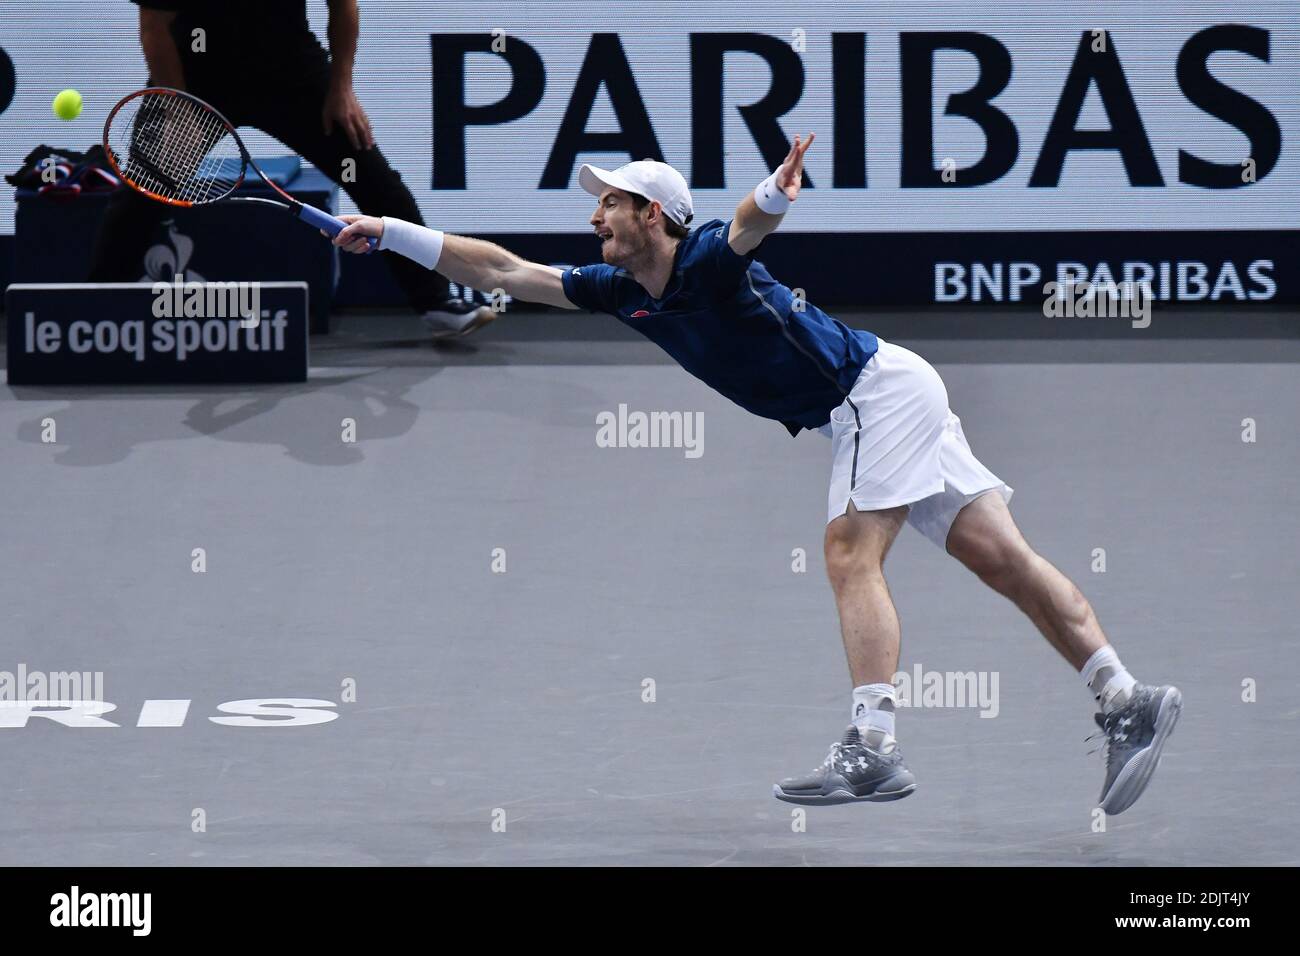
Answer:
[
  {"left": 379, "top": 217, "right": 445, "bottom": 270},
  {"left": 754, "top": 170, "right": 791, "bottom": 214}
]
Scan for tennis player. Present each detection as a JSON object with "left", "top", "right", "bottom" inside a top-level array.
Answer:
[{"left": 332, "top": 135, "right": 1181, "bottom": 813}]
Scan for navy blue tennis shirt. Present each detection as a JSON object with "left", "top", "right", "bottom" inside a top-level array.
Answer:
[{"left": 561, "top": 219, "right": 878, "bottom": 434}]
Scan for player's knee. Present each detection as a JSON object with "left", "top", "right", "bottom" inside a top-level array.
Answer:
[
  {"left": 823, "top": 532, "right": 885, "bottom": 590},
  {"left": 952, "top": 532, "right": 1033, "bottom": 597},
  {"left": 825, "top": 556, "right": 885, "bottom": 593}
]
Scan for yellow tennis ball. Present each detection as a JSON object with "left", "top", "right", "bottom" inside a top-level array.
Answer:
[{"left": 52, "top": 88, "right": 83, "bottom": 121}]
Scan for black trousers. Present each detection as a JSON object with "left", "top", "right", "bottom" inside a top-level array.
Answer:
[{"left": 88, "top": 35, "right": 449, "bottom": 309}]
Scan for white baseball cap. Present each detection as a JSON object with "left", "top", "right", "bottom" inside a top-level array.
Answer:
[{"left": 578, "top": 159, "right": 694, "bottom": 227}]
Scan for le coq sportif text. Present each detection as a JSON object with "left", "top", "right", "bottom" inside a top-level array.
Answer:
[{"left": 21, "top": 311, "right": 292, "bottom": 362}]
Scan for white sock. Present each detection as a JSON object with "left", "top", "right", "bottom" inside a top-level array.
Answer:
[
  {"left": 852, "top": 683, "right": 896, "bottom": 749},
  {"left": 1081, "top": 646, "right": 1137, "bottom": 714}
]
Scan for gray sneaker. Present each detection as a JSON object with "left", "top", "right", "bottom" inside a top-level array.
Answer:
[
  {"left": 1092, "top": 684, "right": 1182, "bottom": 815},
  {"left": 773, "top": 726, "right": 916, "bottom": 805}
]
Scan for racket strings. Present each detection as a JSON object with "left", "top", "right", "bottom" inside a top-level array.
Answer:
[{"left": 109, "top": 93, "right": 242, "bottom": 204}]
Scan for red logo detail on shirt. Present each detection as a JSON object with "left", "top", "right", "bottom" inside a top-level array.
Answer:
[{"left": 630, "top": 310, "right": 650, "bottom": 318}]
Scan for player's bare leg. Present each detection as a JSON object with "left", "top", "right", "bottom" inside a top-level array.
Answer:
[
  {"left": 946, "top": 491, "right": 1182, "bottom": 814},
  {"left": 825, "top": 502, "right": 909, "bottom": 686},
  {"left": 773, "top": 503, "right": 917, "bottom": 805},
  {"left": 944, "top": 490, "right": 1104, "bottom": 668}
]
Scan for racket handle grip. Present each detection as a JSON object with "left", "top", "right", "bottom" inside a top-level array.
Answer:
[{"left": 299, "top": 203, "right": 378, "bottom": 253}]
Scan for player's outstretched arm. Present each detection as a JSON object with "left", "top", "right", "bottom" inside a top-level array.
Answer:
[
  {"left": 728, "top": 132, "right": 814, "bottom": 256},
  {"left": 333, "top": 216, "right": 578, "bottom": 310}
]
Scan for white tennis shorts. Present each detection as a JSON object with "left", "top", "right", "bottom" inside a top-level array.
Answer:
[{"left": 820, "top": 339, "right": 1012, "bottom": 549}]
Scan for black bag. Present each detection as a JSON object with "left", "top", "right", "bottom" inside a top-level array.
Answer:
[{"left": 5, "top": 144, "right": 121, "bottom": 196}]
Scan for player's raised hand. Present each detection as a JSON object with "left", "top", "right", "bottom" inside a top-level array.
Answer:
[
  {"left": 330, "top": 214, "right": 384, "bottom": 254},
  {"left": 775, "top": 132, "right": 815, "bottom": 201}
]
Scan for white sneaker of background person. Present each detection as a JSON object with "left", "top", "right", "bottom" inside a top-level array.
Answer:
[{"left": 420, "top": 292, "right": 495, "bottom": 339}]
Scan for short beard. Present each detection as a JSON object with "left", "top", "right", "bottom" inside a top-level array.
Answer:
[{"left": 603, "top": 223, "right": 652, "bottom": 268}]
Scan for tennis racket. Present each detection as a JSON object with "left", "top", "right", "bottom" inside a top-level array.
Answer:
[{"left": 103, "top": 87, "right": 375, "bottom": 251}]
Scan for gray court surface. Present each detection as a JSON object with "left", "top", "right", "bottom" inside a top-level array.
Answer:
[{"left": 1, "top": 309, "right": 1297, "bottom": 866}]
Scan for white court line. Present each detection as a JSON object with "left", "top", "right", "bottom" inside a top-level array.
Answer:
[{"left": 136, "top": 699, "right": 191, "bottom": 727}]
